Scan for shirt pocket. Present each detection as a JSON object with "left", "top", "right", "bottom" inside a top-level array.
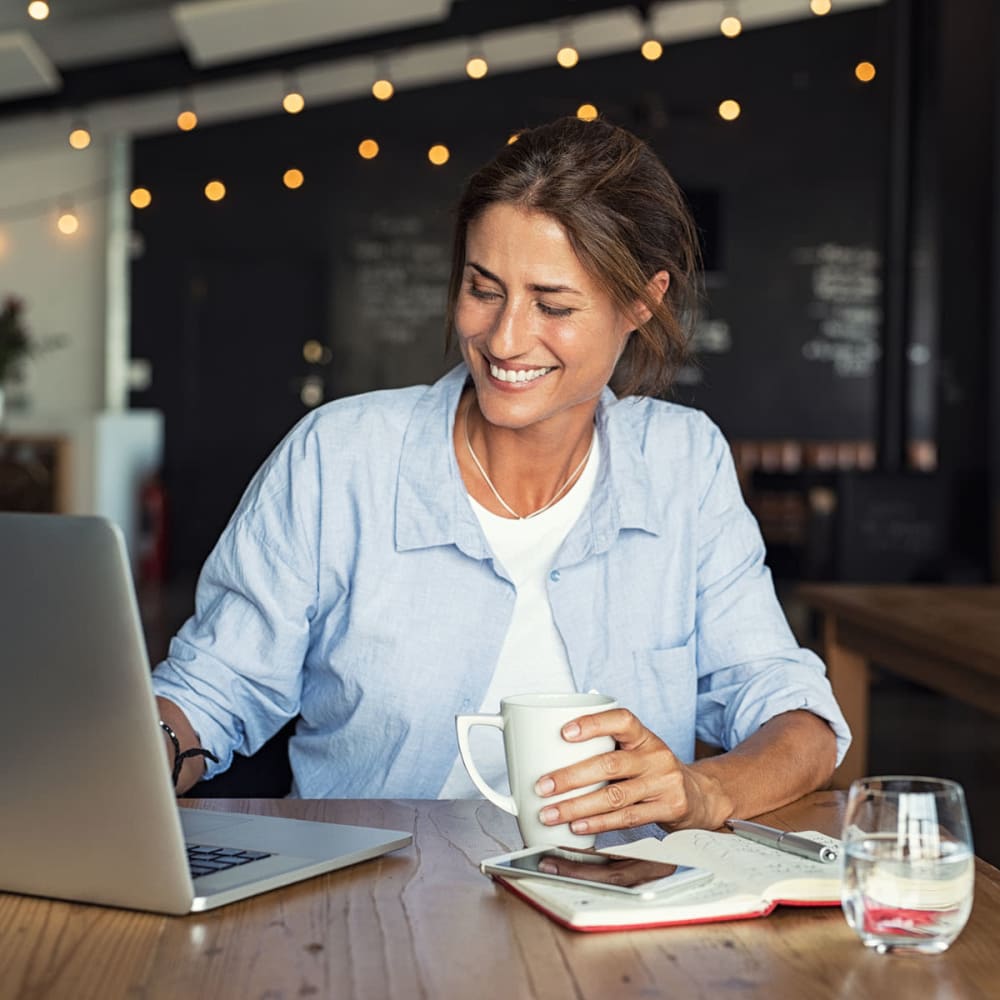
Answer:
[{"left": 630, "top": 637, "right": 698, "bottom": 738}]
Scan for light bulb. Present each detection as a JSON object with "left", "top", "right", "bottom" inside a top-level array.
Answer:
[
  {"left": 641, "top": 39, "right": 663, "bottom": 61},
  {"left": 556, "top": 46, "right": 579, "bottom": 69},
  {"left": 720, "top": 15, "right": 742, "bottom": 38},
  {"left": 466, "top": 56, "right": 488, "bottom": 80},
  {"left": 428, "top": 144, "right": 450, "bottom": 166},
  {"left": 718, "top": 99, "right": 741, "bottom": 121},
  {"left": 855, "top": 61, "right": 876, "bottom": 83},
  {"left": 282, "top": 91, "right": 305, "bottom": 114}
]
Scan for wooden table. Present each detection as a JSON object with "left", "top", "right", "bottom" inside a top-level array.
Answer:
[
  {"left": 797, "top": 585, "right": 1000, "bottom": 787},
  {"left": 2, "top": 795, "right": 999, "bottom": 999}
]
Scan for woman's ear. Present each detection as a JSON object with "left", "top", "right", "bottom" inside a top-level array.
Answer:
[{"left": 630, "top": 270, "right": 671, "bottom": 327}]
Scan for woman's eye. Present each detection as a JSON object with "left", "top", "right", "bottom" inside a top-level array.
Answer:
[
  {"left": 538, "top": 303, "right": 573, "bottom": 318},
  {"left": 468, "top": 285, "right": 501, "bottom": 302}
]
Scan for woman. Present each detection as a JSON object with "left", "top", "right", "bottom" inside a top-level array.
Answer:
[{"left": 154, "top": 117, "right": 849, "bottom": 838}]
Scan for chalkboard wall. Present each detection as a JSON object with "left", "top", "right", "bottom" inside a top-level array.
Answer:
[{"left": 131, "top": 7, "right": 892, "bottom": 572}]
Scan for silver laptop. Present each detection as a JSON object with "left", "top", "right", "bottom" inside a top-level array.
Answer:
[{"left": 0, "top": 512, "right": 412, "bottom": 914}]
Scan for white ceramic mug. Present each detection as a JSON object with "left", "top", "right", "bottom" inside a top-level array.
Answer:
[{"left": 455, "top": 692, "right": 617, "bottom": 848}]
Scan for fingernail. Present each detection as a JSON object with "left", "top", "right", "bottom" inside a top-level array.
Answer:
[
  {"left": 539, "top": 806, "right": 559, "bottom": 824},
  {"left": 562, "top": 722, "right": 581, "bottom": 739},
  {"left": 570, "top": 820, "right": 589, "bottom": 834},
  {"left": 535, "top": 777, "right": 555, "bottom": 795}
]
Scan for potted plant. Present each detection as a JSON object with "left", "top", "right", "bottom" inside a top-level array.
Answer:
[{"left": 0, "top": 296, "right": 63, "bottom": 425}]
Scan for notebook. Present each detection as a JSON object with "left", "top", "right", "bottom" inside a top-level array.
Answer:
[
  {"left": 485, "top": 828, "right": 842, "bottom": 932},
  {"left": 0, "top": 512, "right": 412, "bottom": 915}
]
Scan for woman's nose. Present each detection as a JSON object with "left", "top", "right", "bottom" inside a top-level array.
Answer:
[{"left": 485, "top": 299, "right": 533, "bottom": 359}]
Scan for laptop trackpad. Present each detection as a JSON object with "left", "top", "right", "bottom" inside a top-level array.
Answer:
[{"left": 179, "top": 809, "right": 254, "bottom": 838}]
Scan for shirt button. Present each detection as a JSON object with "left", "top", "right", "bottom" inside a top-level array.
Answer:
[{"left": 549, "top": 570, "right": 561, "bottom": 582}]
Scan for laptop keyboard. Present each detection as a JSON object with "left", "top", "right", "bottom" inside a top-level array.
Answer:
[{"left": 186, "top": 843, "right": 273, "bottom": 879}]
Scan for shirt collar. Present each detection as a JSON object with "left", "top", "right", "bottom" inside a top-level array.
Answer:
[{"left": 394, "top": 364, "right": 661, "bottom": 558}]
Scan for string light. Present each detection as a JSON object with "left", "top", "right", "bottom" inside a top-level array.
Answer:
[
  {"left": 465, "top": 38, "right": 488, "bottom": 79},
  {"left": 576, "top": 104, "right": 599, "bottom": 122},
  {"left": 810, "top": 0, "right": 832, "bottom": 14},
  {"left": 282, "top": 78, "right": 306, "bottom": 115},
  {"left": 177, "top": 93, "right": 198, "bottom": 132},
  {"left": 556, "top": 23, "right": 579, "bottom": 69},
  {"left": 130, "top": 188, "right": 152, "bottom": 209},
  {"left": 855, "top": 61, "right": 876, "bottom": 83},
  {"left": 720, "top": 15, "right": 742, "bottom": 38},
  {"left": 718, "top": 99, "right": 742, "bottom": 121},
  {"left": 428, "top": 144, "right": 450, "bottom": 166},
  {"left": 466, "top": 55, "right": 488, "bottom": 79},
  {"left": 283, "top": 168, "right": 305, "bottom": 189},
  {"left": 556, "top": 44, "right": 579, "bottom": 68},
  {"left": 204, "top": 180, "right": 226, "bottom": 202},
  {"left": 372, "top": 57, "right": 394, "bottom": 101},
  {"left": 27, "top": 2, "right": 49, "bottom": 21},
  {"left": 507, "top": 133, "right": 520, "bottom": 145},
  {"left": 57, "top": 207, "right": 80, "bottom": 236},
  {"left": 358, "top": 138, "right": 380, "bottom": 159},
  {"left": 68, "top": 123, "right": 92, "bottom": 150},
  {"left": 641, "top": 39, "right": 663, "bottom": 61}
]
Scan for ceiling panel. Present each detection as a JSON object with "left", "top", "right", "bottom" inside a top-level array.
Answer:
[
  {"left": 172, "top": 0, "right": 451, "bottom": 68},
  {"left": 0, "top": 31, "right": 59, "bottom": 100}
]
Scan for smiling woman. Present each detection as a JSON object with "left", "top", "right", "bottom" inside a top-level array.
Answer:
[{"left": 152, "top": 117, "right": 849, "bottom": 843}]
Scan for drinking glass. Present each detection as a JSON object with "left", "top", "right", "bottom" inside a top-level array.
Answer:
[{"left": 841, "top": 776, "right": 975, "bottom": 955}]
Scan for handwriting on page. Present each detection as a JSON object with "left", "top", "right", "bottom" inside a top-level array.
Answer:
[{"left": 653, "top": 830, "right": 842, "bottom": 884}]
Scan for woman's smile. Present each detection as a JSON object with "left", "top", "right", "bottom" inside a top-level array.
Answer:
[{"left": 454, "top": 202, "right": 634, "bottom": 434}]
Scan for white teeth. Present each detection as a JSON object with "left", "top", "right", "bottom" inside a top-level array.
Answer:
[{"left": 489, "top": 363, "right": 553, "bottom": 383}]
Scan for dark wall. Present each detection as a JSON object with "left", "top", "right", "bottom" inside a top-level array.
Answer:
[{"left": 130, "top": 9, "right": 890, "bottom": 574}]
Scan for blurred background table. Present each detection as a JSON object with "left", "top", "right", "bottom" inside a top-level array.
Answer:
[
  {"left": 798, "top": 585, "right": 1000, "bottom": 787},
  {"left": 1, "top": 794, "right": 998, "bottom": 999}
]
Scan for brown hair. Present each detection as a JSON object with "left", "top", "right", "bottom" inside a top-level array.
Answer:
[{"left": 445, "top": 116, "right": 702, "bottom": 398}]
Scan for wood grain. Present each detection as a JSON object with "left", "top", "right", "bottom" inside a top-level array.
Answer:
[{"left": 1, "top": 796, "right": 998, "bottom": 1000}]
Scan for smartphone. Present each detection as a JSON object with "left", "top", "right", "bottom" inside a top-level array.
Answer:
[{"left": 480, "top": 845, "right": 713, "bottom": 898}]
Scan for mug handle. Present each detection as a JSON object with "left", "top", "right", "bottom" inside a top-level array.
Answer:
[{"left": 454, "top": 714, "right": 516, "bottom": 815}]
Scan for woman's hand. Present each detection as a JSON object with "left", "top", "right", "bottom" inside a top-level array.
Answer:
[{"left": 533, "top": 708, "right": 734, "bottom": 836}]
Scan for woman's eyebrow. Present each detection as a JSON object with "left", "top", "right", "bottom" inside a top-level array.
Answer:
[
  {"left": 528, "top": 282, "right": 582, "bottom": 296},
  {"left": 466, "top": 262, "right": 582, "bottom": 296},
  {"left": 466, "top": 261, "right": 504, "bottom": 287}
]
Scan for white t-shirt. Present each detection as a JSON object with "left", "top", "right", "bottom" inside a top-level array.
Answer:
[{"left": 438, "top": 432, "right": 601, "bottom": 798}]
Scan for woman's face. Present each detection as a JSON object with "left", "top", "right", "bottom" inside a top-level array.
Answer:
[{"left": 454, "top": 202, "right": 635, "bottom": 434}]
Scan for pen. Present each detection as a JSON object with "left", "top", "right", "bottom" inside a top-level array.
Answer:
[{"left": 724, "top": 819, "right": 839, "bottom": 864}]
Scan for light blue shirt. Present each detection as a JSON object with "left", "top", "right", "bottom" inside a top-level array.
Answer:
[{"left": 153, "top": 364, "right": 850, "bottom": 800}]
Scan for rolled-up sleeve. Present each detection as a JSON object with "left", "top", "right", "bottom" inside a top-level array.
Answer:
[
  {"left": 691, "top": 417, "right": 851, "bottom": 765},
  {"left": 151, "top": 427, "right": 321, "bottom": 779}
]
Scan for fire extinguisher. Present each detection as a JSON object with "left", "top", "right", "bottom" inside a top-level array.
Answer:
[{"left": 138, "top": 471, "right": 169, "bottom": 585}]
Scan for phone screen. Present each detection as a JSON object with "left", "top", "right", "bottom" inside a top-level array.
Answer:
[{"left": 488, "top": 846, "right": 711, "bottom": 896}]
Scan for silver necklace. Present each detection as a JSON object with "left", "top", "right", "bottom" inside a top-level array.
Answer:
[{"left": 463, "top": 401, "right": 594, "bottom": 520}]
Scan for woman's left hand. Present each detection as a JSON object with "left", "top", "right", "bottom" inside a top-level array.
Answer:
[{"left": 533, "top": 708, "right": 733, "bottom": 836}]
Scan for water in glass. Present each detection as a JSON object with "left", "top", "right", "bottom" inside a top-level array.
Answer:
[{"left": 841, "top": 776, "right": 974, "bottom": 955}]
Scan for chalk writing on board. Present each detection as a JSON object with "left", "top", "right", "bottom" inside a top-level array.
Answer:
[
  {"left": 350, "top": 213, "right": 450, "bottom": 346},
  {"left": 676, "top": 312, "right": 732, "bottom": 386},
  {"left": 794, "top": 242, "right": 882, "bottom": 378}
]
